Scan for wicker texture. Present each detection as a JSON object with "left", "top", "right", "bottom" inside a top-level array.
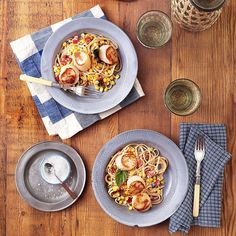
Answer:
[{"left": 171, "top": 0, "right": 222, "bottom": 32}]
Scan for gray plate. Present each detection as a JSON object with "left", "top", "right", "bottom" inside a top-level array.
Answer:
[
  {"left": 92, "top": 129, "right": 189, "bottom": 227},
  {"left": 41, "top": 17, "right": 138, "bottom": 114},
  {"left": 15, "top": 141, "right": 86, "bottom": 212}
]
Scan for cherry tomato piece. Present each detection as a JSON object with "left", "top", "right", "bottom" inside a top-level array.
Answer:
[
  {"left": 72, "top": 38, "right": 78, "bottom": 44},
  {"left": 108, "top": 167, "right": 116, "bottom": 174},
  {"left": 85, "top": 36, "right": 92, "bottom": 43},
  {"left": 137, "top": 159, "right": 143, "bottom": 168},
  {"left": 127, "top": 198, "right": 132, "bottom": 204},
  {"left": 146, "top": 170, "right": 155, "bottom": 178}
]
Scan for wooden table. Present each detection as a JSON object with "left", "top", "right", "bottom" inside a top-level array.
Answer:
[{"left": 1, "top": 0, "right": 235, "bottom": 235}]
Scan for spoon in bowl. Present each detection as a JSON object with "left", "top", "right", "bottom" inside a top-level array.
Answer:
[{"left": 44, "top": 162, "right": 77, "bottom": 200}]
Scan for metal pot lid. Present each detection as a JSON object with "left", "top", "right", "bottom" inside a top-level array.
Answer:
[
  {"left": 190, "top": 0, "right": 225, "bottom": 12},
  {"left": 15, "top": 141, "right": 86, "bottom": 212}
]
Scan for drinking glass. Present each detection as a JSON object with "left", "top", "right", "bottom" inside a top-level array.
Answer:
[
  {"left": 164, "top": 79, "right": 202, "bottom": 116},
  {"left": 190, "top": 0, "right": 225, "bottom": 11},
  {"left": 136, "top": 10, "right": 172, "bottom": 48}
]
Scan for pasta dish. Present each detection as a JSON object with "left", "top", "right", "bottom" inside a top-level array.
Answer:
[
  {"left": 105, "top": 144, "right": 168, "bottom": 212},
  {"left": 53, "top": 33, "right": 122, "bottom": 92}
]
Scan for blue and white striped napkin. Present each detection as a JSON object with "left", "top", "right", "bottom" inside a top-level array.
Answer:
[{"left": 10, "top": 5, "right": 144, "bottom": 139}]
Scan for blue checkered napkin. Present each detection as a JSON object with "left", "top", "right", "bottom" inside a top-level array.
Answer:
[
  {"left": 10, "top": 5, "right": 144, "bottom": 140},
  {"left": 169, "top": 123, "right": 231, "bottom": 233}
]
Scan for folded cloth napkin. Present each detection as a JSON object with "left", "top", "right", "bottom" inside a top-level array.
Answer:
[
  {"left": 169, "top": 123, "right": 231, "bottom": 233},
  {"left": 10, "top": 5, "right": 144, "bottom": 139}
]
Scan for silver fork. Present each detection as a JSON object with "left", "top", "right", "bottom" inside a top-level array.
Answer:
[
  {"left": 193, "top": 135, "right": 205, "bottom": 217},
  {"left": 20, "top": 74, "right": 101, "bottom": 98},
  {"left": 63, "top": 85, "right": 101, "bottom": 98}
]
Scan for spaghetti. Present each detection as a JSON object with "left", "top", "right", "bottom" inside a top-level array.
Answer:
[
  {"left": 105, "top": 144, "right": 168, "bottom": 212},
  {"left": 53, "top": 33, "right": 122, "bottom": 92}
]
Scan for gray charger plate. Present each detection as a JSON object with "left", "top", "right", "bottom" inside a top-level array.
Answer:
[
  {"left": 41, "top": 17, "right": 138, "bottom": 114},
  {"left": 15, "top": 141, "right": 86, "bottom": 212},
  {"left": 92, "top": 129, "right": 189, "bottom": 227}
]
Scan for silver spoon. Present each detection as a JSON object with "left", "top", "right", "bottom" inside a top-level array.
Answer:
[{"left": 44, "top": 162, "right": 77, "bottom": 200}]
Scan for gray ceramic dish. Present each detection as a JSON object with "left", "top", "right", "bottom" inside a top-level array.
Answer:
[
  {"left": 15, "top": 141, "right": 86, "bottom": 212},
  {"left": 92, "top": 129, "right": 189, "bottom": 227},
  {"left": 41, "top": 18, "right": 138, "bottom": 114}
]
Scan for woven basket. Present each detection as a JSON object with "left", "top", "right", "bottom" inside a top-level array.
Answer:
[{"left": 171, "top": 0, "right": 222, "bottom": 32}]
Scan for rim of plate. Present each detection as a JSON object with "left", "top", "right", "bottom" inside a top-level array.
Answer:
[
  {"left": 15, "top": 141, "right": 86, "bottom": 212},
  {"left": 92, "top": 129, "right": 189, "bottom": 227},
  {"left": 41, "top": 17, "right": 138, "bottom": 114}
]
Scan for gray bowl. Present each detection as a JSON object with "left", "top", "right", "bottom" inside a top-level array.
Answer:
[
  {"left": 92, "top": 129, "right": 189, "bottom": 227},
  {"left": 15, "top": 141, "right": 86, "bottom": 212},
  {"left": 41, "top": 17, "right": 138, "bottom": 114}
]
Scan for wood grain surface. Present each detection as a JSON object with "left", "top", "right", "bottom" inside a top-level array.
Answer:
[{"left": 0, "top": 0, "right": 235, "bottom": 235}]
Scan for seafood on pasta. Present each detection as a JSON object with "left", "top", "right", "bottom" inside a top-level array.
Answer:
[
  {"left": 53, "top": 33, "right": 122, "bottom": 92},
  {"left": 105, "top": 144, "right": 168, "bottom": 212}
]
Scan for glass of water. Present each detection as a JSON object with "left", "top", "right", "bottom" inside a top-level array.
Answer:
[
  {"left": 164, "top": 79, "right": 202, "bottom": 116},
  {"left": 136, "top": 10, "right": 172, "bottom": 48}
]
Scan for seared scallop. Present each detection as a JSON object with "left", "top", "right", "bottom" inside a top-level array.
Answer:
[
  {"left": 132, "top": 192, "right": 152, "bottom": 212},
  {"left": 73, "top": 51, "right": 91, "bottom": 72},
  {"left": 99, "top": 45, "right": 118, "bottom": 65},
  {"left": 127, "top": 176, "right": 145, "bottom": 195},
  {"left": 59, "top": 65, "right": 79, "bottom": 86},
  {"left": 115, "top": 154, "right": 137, "bottom": 171}
]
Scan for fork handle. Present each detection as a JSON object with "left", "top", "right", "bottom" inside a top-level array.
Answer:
[
  {"left": 193, "top": 183, "right": 200, "bottom": 217},
  {"left": 20, "top": 74, "right": 53, "bottom": 87}
]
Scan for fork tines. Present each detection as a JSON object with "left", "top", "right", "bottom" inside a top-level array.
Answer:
[
  {"left": 84, "top": 87, "right": 101, "bottom": 94},
  {"left": 195, "top": 135, "right": 205, "bottom": 151},
  {"left": 84, "top": 87, "right": 102, "bottom": 97}
]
